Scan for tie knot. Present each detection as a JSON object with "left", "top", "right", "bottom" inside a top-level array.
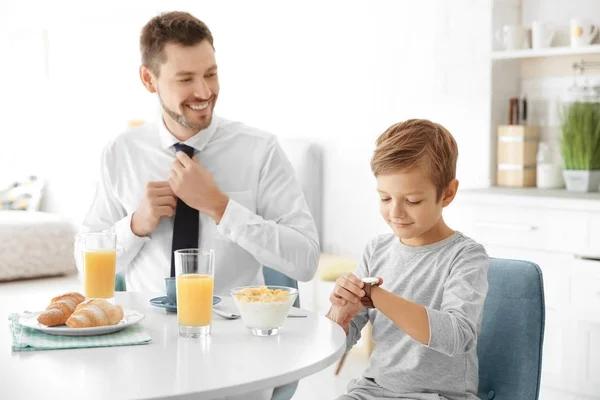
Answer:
[{"left": 174, "top": 143, "right": 195, "bottom": 158}]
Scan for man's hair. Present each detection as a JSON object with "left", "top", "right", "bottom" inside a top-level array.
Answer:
[
  {"left": 140, "top": 11, "right": 214, "bottom": 76},
  {"left": 370, "top": 119, "right": 458, "bottom": 200}
]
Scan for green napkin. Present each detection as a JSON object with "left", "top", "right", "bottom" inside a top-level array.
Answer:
[{"left": 8, "top": 313, "right": 152, "bottom": 352}]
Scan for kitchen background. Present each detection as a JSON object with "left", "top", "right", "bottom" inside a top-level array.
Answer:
[
  {"left": 444, "top": 2, "right": 600, "bottom": 400},
  {"left": 1, "top": 0, "right": 600, "bottom": 399}
]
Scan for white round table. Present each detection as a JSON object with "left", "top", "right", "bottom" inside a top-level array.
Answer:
[{"left": 1, "top": 292, "right": 346, "bottom": 399}]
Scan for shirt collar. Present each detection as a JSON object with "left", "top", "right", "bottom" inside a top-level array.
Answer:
[{"left": 157, "top": 112, "right": 220, "bottom": 153}]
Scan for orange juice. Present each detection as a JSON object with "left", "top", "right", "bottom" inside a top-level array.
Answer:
[
  {"left": 84, "top": 250, "right": 116, "bottom": 298},
  {"left": 177, "top": 274, "right": 214, "bottom": 327}
]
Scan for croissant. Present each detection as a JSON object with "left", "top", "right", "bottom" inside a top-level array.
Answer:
[
  {"left": 66, "top": 298, "right": 124, "bottom": 328},
  {"left": 37, "top": 292, "right": 86, "bottom": 326}
]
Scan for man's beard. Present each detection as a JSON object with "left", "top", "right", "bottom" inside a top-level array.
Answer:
[{"left": 158, "top": 92, "right": 211, "bottom": 131}]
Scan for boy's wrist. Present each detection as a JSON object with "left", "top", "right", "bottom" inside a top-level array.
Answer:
[
  {"left": 361, "top": 277, "right": 380, "bottom": 308},
  {"left": 369, "top": 285, "right": 382, "bottom": 305}
]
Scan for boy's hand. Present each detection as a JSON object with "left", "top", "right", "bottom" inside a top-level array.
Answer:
[{"left": 330, "top": 273, "right": 366, "bottom": 306}]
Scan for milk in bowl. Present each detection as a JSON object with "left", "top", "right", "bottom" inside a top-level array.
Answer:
[{"left": 230, "top": 285, "right": 298, "bottom": 336}]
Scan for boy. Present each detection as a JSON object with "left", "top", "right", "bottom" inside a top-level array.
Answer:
[{"left": 327, "top": 119, "right": 489, "bottom": 400}]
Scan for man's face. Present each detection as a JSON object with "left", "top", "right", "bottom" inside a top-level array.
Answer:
[
  {"left": 149, "top": 40, "right": 219, "bottom": 132},
  {"left": 376, "top": 167, "right": 455, "bottom": 246}
]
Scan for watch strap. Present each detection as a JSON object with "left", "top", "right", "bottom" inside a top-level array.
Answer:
[{"left": 361, "top": 283, "right": 376, "bottom": 308}]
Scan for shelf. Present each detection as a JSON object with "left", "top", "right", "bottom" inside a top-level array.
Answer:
[
  {"left": 465, "top": 186, "right": 600, "bottom": 200},
  {"left": 459, "top": 187, "right": 600, "bottom": 211},
  {"left": 491, "top": 45, "right": 600, "bottom": 60}
]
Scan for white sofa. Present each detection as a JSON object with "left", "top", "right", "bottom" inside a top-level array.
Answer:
[{"left": 0, "top": 211, "right": 78, "bottom": 281}]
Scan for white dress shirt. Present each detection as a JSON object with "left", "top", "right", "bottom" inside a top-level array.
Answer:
[{"left": 79, "top": 114, "right": 320, "bottom": 295}]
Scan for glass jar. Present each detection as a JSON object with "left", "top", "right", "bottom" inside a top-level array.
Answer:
[{"left": 536, "top": 141, "right": 564, "bottom": 189}]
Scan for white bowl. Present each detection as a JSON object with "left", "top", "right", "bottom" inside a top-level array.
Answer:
[{"left": 230, "top": 285, "right": 298, "bottom": 336}]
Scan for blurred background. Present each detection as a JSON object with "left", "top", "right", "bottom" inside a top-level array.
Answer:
[{"left": 2, "top": 1, "right": 600, "bottom": 399}]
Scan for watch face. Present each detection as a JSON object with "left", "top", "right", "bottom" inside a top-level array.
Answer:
[{"left": 362, "top": 277, "right": 379, "bottom": 285}]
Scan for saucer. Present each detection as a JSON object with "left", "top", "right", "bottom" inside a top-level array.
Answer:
[{"left": 149, "top": 296, "right": 221, "bottom": 312}]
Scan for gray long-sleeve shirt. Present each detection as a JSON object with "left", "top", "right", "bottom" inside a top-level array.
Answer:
[{"left": 347, "top": 231, "right": 488, "bottom": 400}]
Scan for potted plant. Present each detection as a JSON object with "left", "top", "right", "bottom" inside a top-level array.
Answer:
[{"left": 559, "top": 101, "right": 600, "bottom": 192}]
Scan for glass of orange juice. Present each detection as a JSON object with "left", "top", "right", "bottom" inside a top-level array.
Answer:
[
  {"left": 82, "top": 232, "right": 117, "bottom": 302},
  {"left": 174, "top": 248, "right": 215, "bottom": 338}
]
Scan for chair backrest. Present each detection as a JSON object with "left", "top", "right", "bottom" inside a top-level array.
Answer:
[
  {"left": 260, "top": 138, "right": 320, "bottom": 311},
  {"left": 115, "top": 272, "right": 127, "bottom": 291},
  {"left": 263, "top": 266, "right": 300, "bottom": 308},
  {"left": 278, "top": 138, "right": 323, "bottom": 248},
  {"left": 477, "top": 258, "right": 545, "bottom": 400}
]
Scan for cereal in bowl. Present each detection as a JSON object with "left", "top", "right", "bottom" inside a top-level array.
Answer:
[
  {"left": 234, "top": 286, "right": 291, "bottom": 302},
  {"left": 230, "top": 285, "right": 299, "bottom": 336}
]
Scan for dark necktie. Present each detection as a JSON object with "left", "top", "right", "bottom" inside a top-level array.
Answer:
[{"left": 170, "top": 143, "right": 199, "bottom": 277}]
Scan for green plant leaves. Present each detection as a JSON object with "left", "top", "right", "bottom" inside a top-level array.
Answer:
[{"left": 559, "top": 101, "right": 600, "bottom": 170}]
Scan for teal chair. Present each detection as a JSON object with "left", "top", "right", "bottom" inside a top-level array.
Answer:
[
  {"left": 477, "top": 258, "right": 545, "bottom": 400},
  {"left": 263, "top": 266, "right": 300, "bottom": 400},
  {"left": 263, "top": 266, "right": 300, "bottom": 307},
  {"left": 115, "top": 272, "right": 127, "bottom": 292}
]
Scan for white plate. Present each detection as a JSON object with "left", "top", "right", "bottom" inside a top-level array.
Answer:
[{"left": 19, "top": 309, "right": 145, "bottom": 337}]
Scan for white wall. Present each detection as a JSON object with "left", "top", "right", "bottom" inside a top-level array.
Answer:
[{"left": 0, "top": 0, "right": 492, "bottom": 259}]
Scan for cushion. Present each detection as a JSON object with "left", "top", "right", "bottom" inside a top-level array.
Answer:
[
  {"left": 0, "top": 175, "right": 45, "bottom": 211},
  {"left": 318, "top": 253, "right": 358, "bottom": 281},
  {"left": 0, "top": 211, "right": 78, "bottom": 281}
]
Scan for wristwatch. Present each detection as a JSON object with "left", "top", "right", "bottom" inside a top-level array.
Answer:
[{"left": 361, "top": 277, "right": 379, "bottom": 308}]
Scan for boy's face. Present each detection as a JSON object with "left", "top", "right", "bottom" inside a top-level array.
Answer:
[
  {"left": 377, "top": 167, "right": 458, "bottom": 246},
  {"left": 140, "top": 40, "right": 219, "bottom": 132}
]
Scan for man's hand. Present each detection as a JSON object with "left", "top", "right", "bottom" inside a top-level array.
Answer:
[
  {"left": 169, "top": 151, "right": 229, "bottom": 223},
  {"left": 326, "top": 273, "right": 366, "bottom": 333},
  {"left": 326, "top": 302, "right": 363, "bottom": 334},
  {"left": 131, "top": 181, "right": 177, "bottom": 237}
]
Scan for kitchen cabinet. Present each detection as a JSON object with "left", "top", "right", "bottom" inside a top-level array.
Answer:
[{"left": 446, "top": 188, "right": 600, "bottom": 400}]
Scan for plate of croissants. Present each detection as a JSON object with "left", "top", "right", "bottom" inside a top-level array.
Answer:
[{"left": 19, "top": 292, "right": 145, "bottom": 336}]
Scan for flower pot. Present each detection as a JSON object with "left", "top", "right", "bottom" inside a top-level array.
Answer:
[{"left": 562, "top": 170, "right": 600, "bottom": 192}]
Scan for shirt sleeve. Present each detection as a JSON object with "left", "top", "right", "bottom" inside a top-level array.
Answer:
[
  {"left": 425, "top": 244, "right": 489, "bottom": 356},
  {"left": 345, "top": 237, "right": 378, "bottom": 351},
  {"left": 75, "top": 142, "right": 150, "bottom": 273},
  {"left": 216, "top": 137, "right": 320, "bottom": 282}
]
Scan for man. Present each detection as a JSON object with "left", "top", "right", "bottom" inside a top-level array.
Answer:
[{"left": 79, "top": 11, "right": 319, "bottom": 296}]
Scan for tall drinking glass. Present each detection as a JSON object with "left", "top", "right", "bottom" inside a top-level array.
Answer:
[
  {"left": 82, "top": 232, "right": 117, "bottom": 302},
  {"left": 175, "top": 249, "right": 215, "bottom": 338}
]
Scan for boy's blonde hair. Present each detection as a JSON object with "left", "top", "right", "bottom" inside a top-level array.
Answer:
[{"left": 370, "top": 119, "right": 458, "bottom": 200}]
